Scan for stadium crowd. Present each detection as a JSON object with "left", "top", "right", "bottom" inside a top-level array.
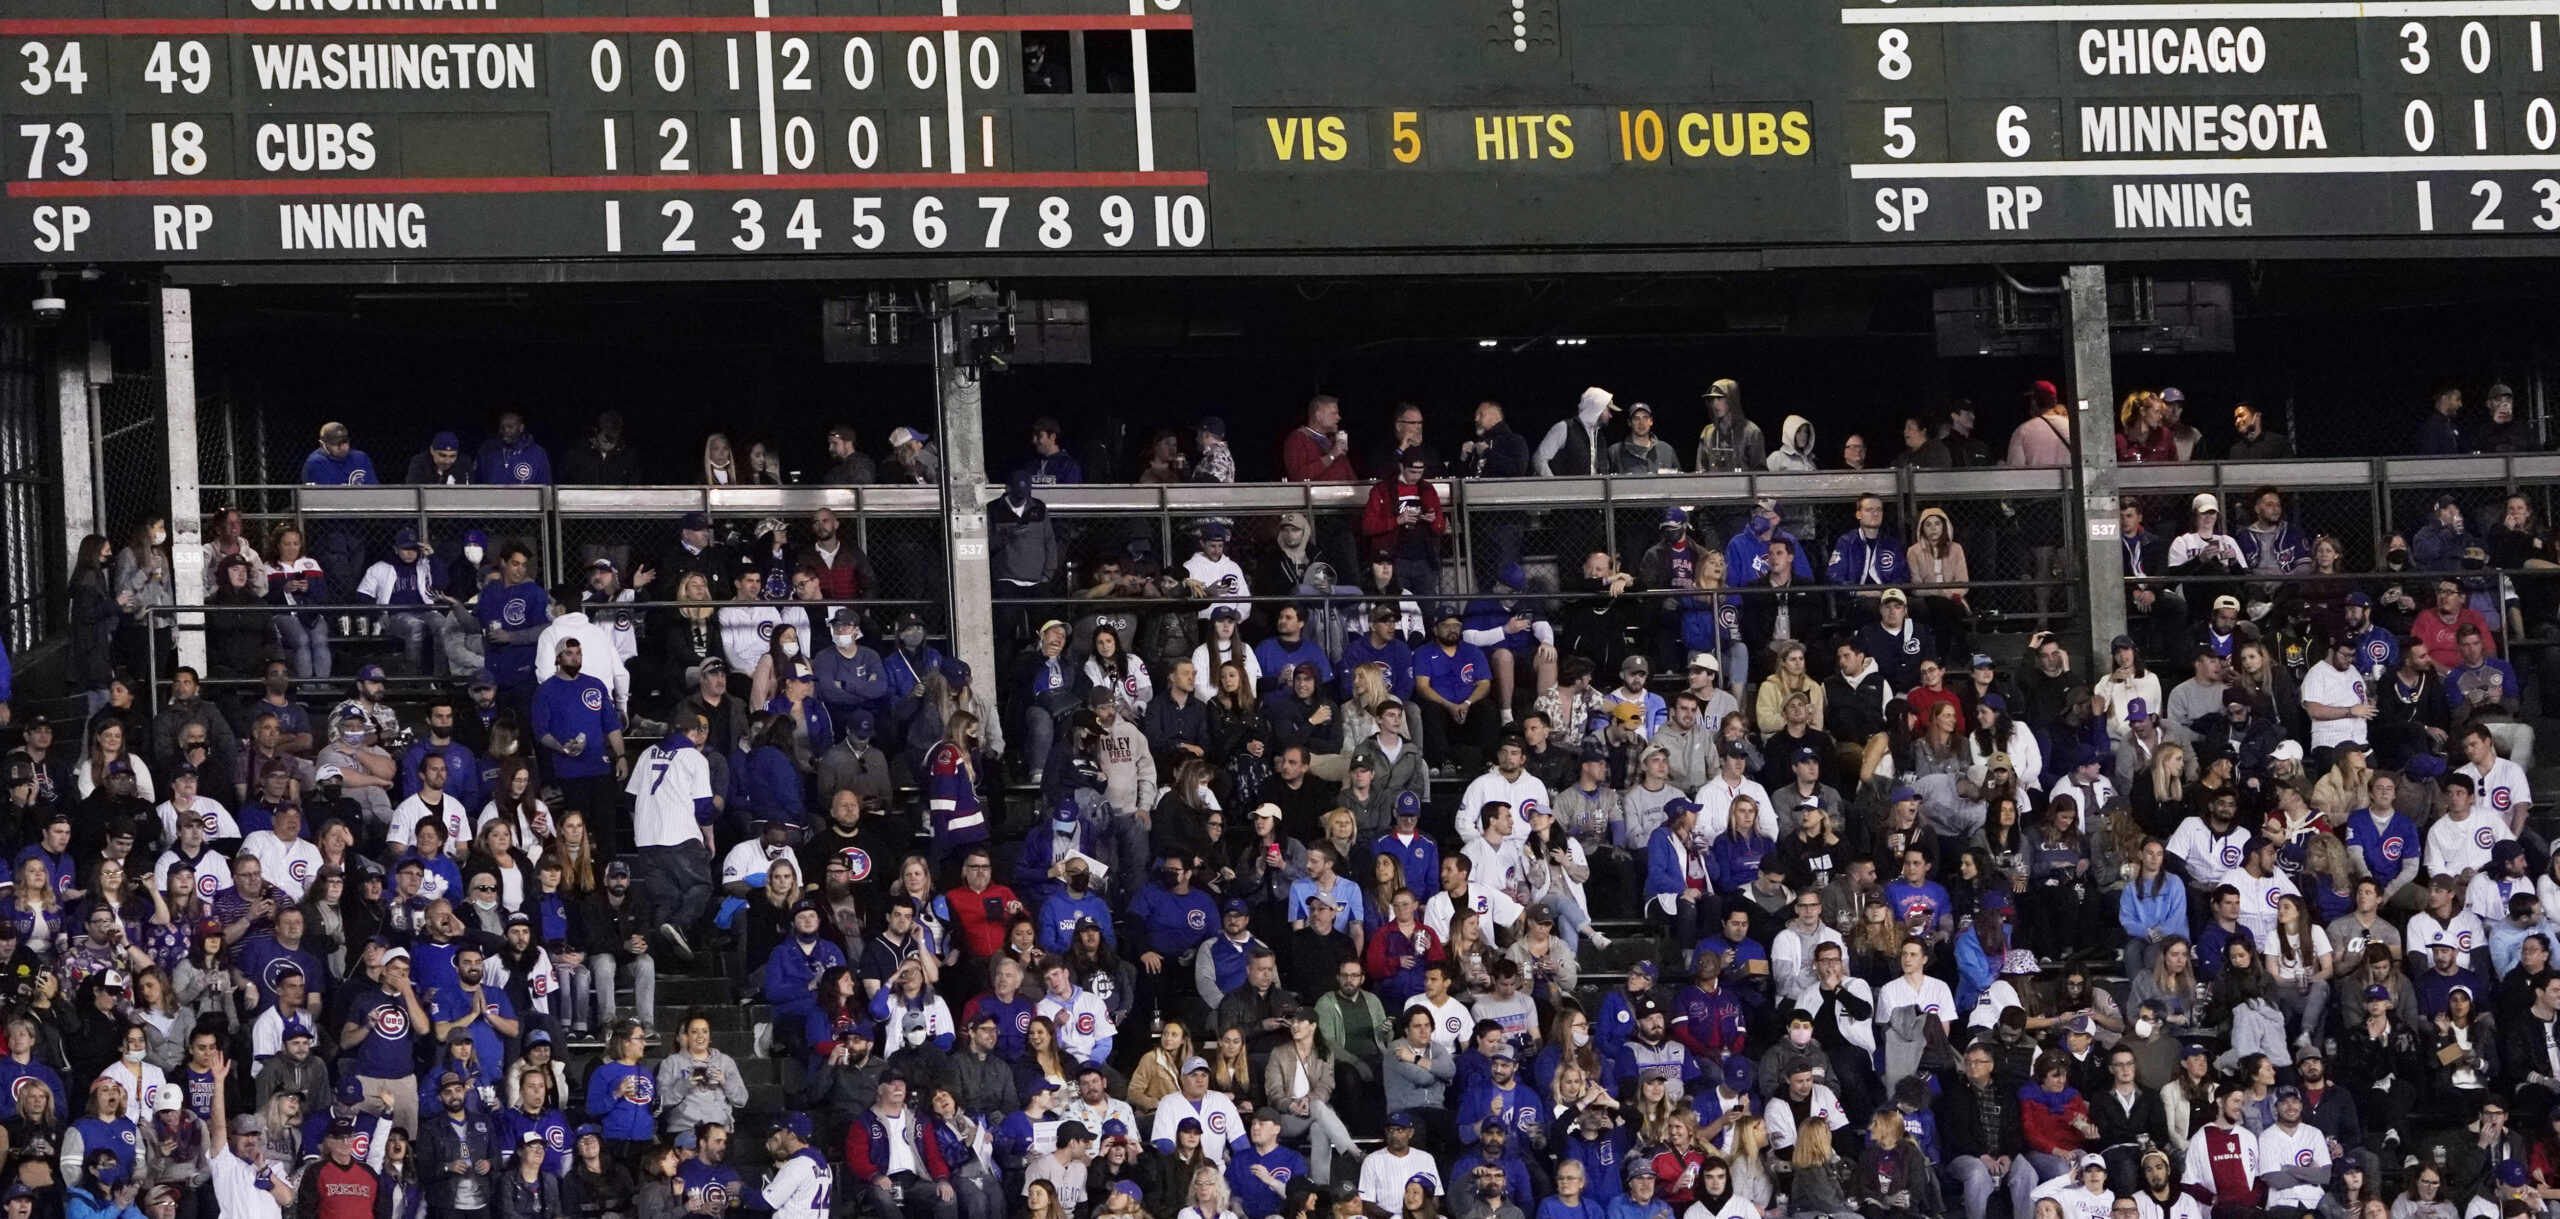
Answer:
[{"left": 17, "top": 378, "right": 2560, "bottom": 1219}]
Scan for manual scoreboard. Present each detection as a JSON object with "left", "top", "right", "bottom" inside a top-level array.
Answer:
[{"left": 5, "top": 0, "right": 2558, "bottom": 263}]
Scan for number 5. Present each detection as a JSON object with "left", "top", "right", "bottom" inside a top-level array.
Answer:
[
  {"left": 1882, "top": 106, "right": 1915, "bottom": 159},
  {"left": 1391, "top": 111, "right": 1421, "bottom": 164}
]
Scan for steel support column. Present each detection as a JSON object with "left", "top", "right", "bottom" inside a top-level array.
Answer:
[
  {"left": 55, "top": 339, "right": 95, "bottom": 562},
  {"left": 2066, "top": 265, "right": 2127, "bottom": 666},
  {"left": 162, "top": 288, "right": 206, "bottom": 675},
  {"left": 933, "top": 280, "right": 998, "bottom": 714}
]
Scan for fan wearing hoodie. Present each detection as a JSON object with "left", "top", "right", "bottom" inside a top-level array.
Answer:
[
  {"left": 1764, "top": 416, "right": 1824, "bottom": 542},
  {"left": 1605, "top": 405, "right": 1682, "bottom": 474},
  {"left": 1536, "top": 388, "right": 1621, "bottom": 476},
  {"left": 1694, "top": 380, "right": 1767, "bottom": 473}
]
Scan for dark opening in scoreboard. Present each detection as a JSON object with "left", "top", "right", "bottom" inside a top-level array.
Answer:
[{"left": 10, "top": 0, "right": 2560, "bottom": 264}]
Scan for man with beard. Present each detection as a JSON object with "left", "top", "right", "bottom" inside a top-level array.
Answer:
[
  {"left": 1415, "top": 611, "right": 1499, "bottom": 775},
  {"left": 421, "top": 1068, "right": 498, "bottom": 1219},
  {"left": 799, "top": 789, "right": 900, "bottom": 908},
  {"left": 576, "top": 862, "right": 660, "bottom": 1029},
  {"left": 399, "top": 698, "right": 482, "bottom": 812},
  {"left": 490, "top": 913, "right": 557, "bottom": 1038}
]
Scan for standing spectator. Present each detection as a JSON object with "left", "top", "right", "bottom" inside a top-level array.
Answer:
[
  {"left": 626, "top": 713, "right": 717, "bottom": 960},
  {"left": 421, "top": 1068, "right": 499, "bottom": 1219},
  {"left": 1020, "top": 418, "right": 1084, "bottom": 486},
  {"left": 1193, "top": 416, "right": 1236, "bottom": 485},
  {"left": 992, "top": 475, "right": 1061, "bottom": 599},
  {"left": 1534, "top": 388, "right": 1619, "bottom": 477},
  {"left": 2160, "top": 389, "right": 2204, "bottom": 461},
  {"left": 1365, "top": 453, "right": 1447, "bottom": 600},
  {"left": 2116, "top": 393, "right": 2177, "bottom": 465},
  {"left": 1371, "top": 404, "right": 1444, "bottom": 480},
  {"left": 2479, "top": 383, "right": 2535, "bottom": 452},
  {"left": 2227, "top": 402, "right": 2293, "bottom": 460},
  {"left": 1607, "top": 404, "right": 1681, "bottom": 474},
  {"left": 1283, "top": 397, "right": 1357, "bottom": 485},
  {"left": 532, "top": 638, "right": 625, "bottom": 834},
  {"left": 1460, "top": 402, "right": 1534, "bottom": 584},
  {"left": 561, "top": 413, "right": 641, "bottom": 486},
  {"left": 407, "top": 433, "right": 473, "bottom": 486},
  {"left": 476, "top": 545, "right": 550, "bottom": 703},
  {"left": 2416, "top": 384, "right": 2467, "bottom": 455},
  {"left": 1766, "top": 414, "right": 1818, "bottom": 473},
  {"left": 819, "top": 424, "right": 876, "bottom": 485},
  {"left": 477, "top": 414, "right": 551, "bottom": 487},
  {"left": 880, "top": 428, "right": 940, "bottom": 485},
  {"left": 303, "top": 422, "right": 379, "bottom": 486},
  {"left": 1694, "top": 380, "right": 1765, "bottom": 473}
]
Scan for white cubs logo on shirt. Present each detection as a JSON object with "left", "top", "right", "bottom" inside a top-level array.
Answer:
[
  {"left": 2477, "top": 826, "right": 2499, "bottom": 848},
  {"left": 2265, "top": 889, "right": 2284, "bottom": 910},
  {"left": 120, "top": 1128, "right": 136, "bottom": 1146},
  {"left": 503, "top": 600, "right": 528, "bottom": 627},
  {"left": 1902, "top": 636, "right": 1921, "bottom": 655},
  {"left": 348, "top": 470, "right": 370, "bottom": 484},
  {"left": 2221, "top": 845, "right": 2242, "bottom": 868},
  {"left": 1014, "top": 1010, "right": 1032, "bottom": 1035},
  {"left": 1267, "top": 1167, "right": 1293, "bottom": 1185},
  {"left": 701, "top": 1184, "right": 731, "bottom": 1210},
  {"left": 2459, "top": 929, "right": 2477, "bottom": 949},
  {"left": 546, "top": 1127, "right": 567, "bottom": 1152},
  {"left": 840, "top": 848, "right": 873, "bottom": 881},
  {"left": 625, "top": 1076, "right": 654, "bottom": 1103},
  {"left": 1074, "top": 1013, "right": 1097, "bottom": 1036},
  {"left": 262, "top": 958, "right": 301, "bottom": 991},
  {"left": 290, "top": 859, "right": 314, "bottom": 884},
  {"left": 371, "top": 1005, "right": 409, "bottom": 1038},
  {"left": 582, "top": 688, "right": 606, "bottom": 712},
  {"left": 1185, "top": 909, "right": 1208, "bottom": 931},
  {"left": 513, "top": 463, "right": 533, "bottom": 482},
  {"left": 2295, "top": 1150, "right": 2317, "bottom": 1166}
]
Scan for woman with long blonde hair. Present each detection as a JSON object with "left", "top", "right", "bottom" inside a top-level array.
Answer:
[
  {"left": 701, "top": 433, "right": 738, "bottom": 485},
  {"left": 1722, "top": 1116, "right": 1776, "bottom": 1212},
  {"left": 2132, "top": 741, "right": 2190, "bottom": 839},
  {"left": 2116, "top": 391, "right": 2174, "bottom": 463},
  {"left": 1788, "top": 1121, "right": 1858, "bottom": 1219}
]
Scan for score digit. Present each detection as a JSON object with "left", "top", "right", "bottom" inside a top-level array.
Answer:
[
  {"left": 1877, "top": 30, "right": 1911, "bottom": 81},
  {"left": 143, "top": 41, "right": 212, "bottom": 95},
  {"left": 20, "top": 42, "right": 88, "bottom": 95},
  {"left": 150, "top": 121, "right": 206, "bottom": 176}
]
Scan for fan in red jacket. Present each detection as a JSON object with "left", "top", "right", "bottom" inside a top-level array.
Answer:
[
  {"left": 843, "top": 1076, "right": 964, "bottom": 1215},
  {"left": 2019, "top": 1053, "right": 2099, "bottom": 1172},
  {"left": 1363, "top": 454, "right": 1447, "bottom": 563}
]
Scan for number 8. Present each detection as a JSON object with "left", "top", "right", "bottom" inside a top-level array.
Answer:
[
  {"left": 1877, "top": 29, "right": 1912, "bottom": 80},
  {"left": 1037, "top": 197, "right": 1072, "bottom": 248}
]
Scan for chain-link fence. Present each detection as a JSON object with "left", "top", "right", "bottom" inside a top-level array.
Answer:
[{"left": 97, "top": 372, "right": 166, "bottom": 546}]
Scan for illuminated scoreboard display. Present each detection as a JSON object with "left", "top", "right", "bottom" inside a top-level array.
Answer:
[{"left": 8, "top": 0, "right": 2560, "bottom": 263}]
